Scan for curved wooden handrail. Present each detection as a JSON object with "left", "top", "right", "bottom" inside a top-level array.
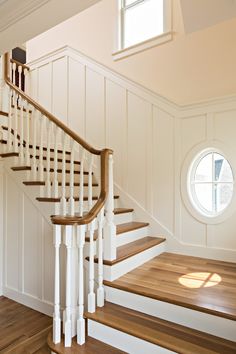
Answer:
[
  {"left": 10, "top": 58, "right": 30, "bottom": 71},
  {"left": 4, "top": 53, "right": 113, "bottom": 225}
]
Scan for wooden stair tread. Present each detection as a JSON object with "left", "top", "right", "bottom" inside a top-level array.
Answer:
[
  {"left": 0, "top": 152, "right": 19, "bottom": 158},
  {"left": 30, "top": 155, "right": 80, "bottom": 164},
  {"left": 0, "top": 111, "right": 8, "bottom": 117},
  {"left": 11, "top": 166, "right": 90, "bottom": 175},
  {"left": 104, "top": 253, "right": 236, "bottom": 321},
  {"left": 91, "top": 237, "right": 165, "bottom": 265},
  {"left": 36, "top": 195, "right": 119, "bottom": 203},
  {"left": 23, "top": 181, "right": 99, "bottom": 187},
  {"left": 85, "top": 302, "right": 236, "bottom": 354},
  {"left": 47, "top": 329, "right": 125, "bottom": 353},
  {"left": 85, "top": 221, "right": 149, "bottom": 242},
  {"left": 114, "top": 208, "right": 134, "bottom": 215}
]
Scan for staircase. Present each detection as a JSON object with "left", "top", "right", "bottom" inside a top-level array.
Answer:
[{"left": 0, "top": 54, "right": 235, "bottom": 353}]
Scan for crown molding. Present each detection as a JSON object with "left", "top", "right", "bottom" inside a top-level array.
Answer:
[{"left": 0, "top": 0, "right": 50, "bottom": 32}]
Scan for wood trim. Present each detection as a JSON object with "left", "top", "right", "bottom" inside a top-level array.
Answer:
[{"left": 4, "top": 53, "right": 113, "bottom": 226}]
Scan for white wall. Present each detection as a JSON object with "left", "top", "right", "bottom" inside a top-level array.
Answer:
[{"left": 27, "top": 47, "right": 236, "bottom": 261}]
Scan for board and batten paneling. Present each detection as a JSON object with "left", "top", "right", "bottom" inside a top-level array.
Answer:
[{"left": 27, "top": 47, "right": 236, "bottom": 258}]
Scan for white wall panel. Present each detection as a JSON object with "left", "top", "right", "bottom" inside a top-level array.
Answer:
[
  {"left": 181, "top": 115, "right": 206, "bottom": 154},
  {"left": 29, "top": 69, "right": 38, "bottom": 101},
  {"left": 86, "top": 68, "right": 105, "bottom": 148},
  {"left": 181, "top": 207, "right": 207, "bottom": 246},
  {"left": 52, "top": 57, "right": 68, "bottom": 124},
  {"left": 68, "top": 58, "right": 85, "bottom": 137},
  {"left": 106, "top": 80, "right": 126, "bottom": 188},
  {"left": 38, "top": 63, "right": 52, "bottom": 111},
  {"left": 127, "top": 93, "right": 151, "bottom": 208},
  {"left": 153, "top": 107, "right": 174, "bottom": 233}
]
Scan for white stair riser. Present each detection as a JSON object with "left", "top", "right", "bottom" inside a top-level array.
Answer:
[
  {"left": 114, "top": 211, "right": 133, "bottom": 225},
  {"left": 103, "top": 242, "right": 166, "bottom": 281},
  {"left": 104, "top": 286, "right": 236, "bottom": 342},
  {"left": 116, "top": 226, "right": 149, "bottom": 246},
  {"left": 88, "top": 320, "right": 175, "bottom": 354}
]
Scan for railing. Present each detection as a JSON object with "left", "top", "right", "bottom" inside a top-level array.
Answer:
[{"left": 2, "top": 53, "right": 116, "bottom": 347}]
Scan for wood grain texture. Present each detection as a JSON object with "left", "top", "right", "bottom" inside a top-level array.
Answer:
[
  {"left": 104, "top": 252, "right": 236, "bottom": 321},
  {"left": 90, "top": 237, "right": 165, "bottom": 265},
  {"left": 85, "top": 302, "right": 236, "bottom": 354},
  {"left": 36, "top": 195, "right": 119, "bottom": 203},
  {"left": 0, "top": 296, "right": 51, "bottom": 354},
  {"left": 47, "top": 330, "right": 125, "bottom": 354}
]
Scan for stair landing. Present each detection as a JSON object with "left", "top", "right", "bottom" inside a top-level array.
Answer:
[{"left": 104, "top": 252, "right": 236, "bottom": 321}]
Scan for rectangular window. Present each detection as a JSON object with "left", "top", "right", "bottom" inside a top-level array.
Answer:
[{"left": 113, "top": 0, "right": 172, "bottom": 60}]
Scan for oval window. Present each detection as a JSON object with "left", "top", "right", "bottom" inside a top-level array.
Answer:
[{"left": 189, "top": 151, "right": 234, "bottom": 217}]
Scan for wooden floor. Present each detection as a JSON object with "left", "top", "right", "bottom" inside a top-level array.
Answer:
[
  {"left": 0, "top": 297, "right": 124, "bottom": 354},
  {"left": 104, "top": 252, "right": 236, "bottom": 320},
  {"left": 0, "top": 296, "right": 52, "bottom": 353}
]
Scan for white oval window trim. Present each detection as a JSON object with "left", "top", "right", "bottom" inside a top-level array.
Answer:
[{"left": 181, "top": 142, "right": 236, "bottom": 225}]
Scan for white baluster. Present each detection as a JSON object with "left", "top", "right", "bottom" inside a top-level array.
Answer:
[
  {"left": 104, "top": 153, "right": 116, "bottom": 261},
  {"left": 77, "top": 224, "right": 86, "bottom": 345},
  {"left": 13, "top": 92, "right": 18, "bottom": 151},
  {"left": 88, "top": 153, "right": 93, "bottom": 211},
  {"left": 61, "top": 131, "right": 67, "bottom": 215},
  {"left": 88, "top": 220, "right": 96, "bottom": 313},
  {"left": 31, "top": 109, "right": 38, "bottom": 179},
  {"left": 24, "top": 68, "right": 28, "bottom": 93},
  {"left": 18, "top": 65, "right": 22, "bottom": 91},
  {"left": 25, "top": 102, "right": 30, "bottom": 166},
  {"left": 69, "top": 139, "right": 75, "bottom": 216},
  {"left": 53, "top": 224, "right": 61, "bottom": 344},
  {"left": 19, "top": 99, "right": 24, "bottom": 163},
  {"left": 7, "top": 88, "right": 13, "bottom": 151},
  {"left": 12, "top": 62, "right": 16, "bottom": 86},
  {"left": 46, "top": 120, "right": 52, "bottom": 197},
  {"left": 53, "top": 125, "right": 59, "bottom": 198},
  {"left": 97, "top": 208, "right": 105, "bottom": 307},
  {"left": 64, "top": 225, "right": 73, "bottom": 347},
  {"left": 79, "top": 148, "right": 85, "bottom": 217},
  {"left": 38, "top": 113, "right": 44, "bottom": 181}
]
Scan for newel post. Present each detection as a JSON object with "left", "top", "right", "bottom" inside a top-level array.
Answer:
[{"left": 103, "top": 153, "right": 116, "bottom": 261}]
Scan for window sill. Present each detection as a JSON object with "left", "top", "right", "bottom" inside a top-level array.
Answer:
[{"left": 112, "top": 31, "right": 173, "bottom": 61}]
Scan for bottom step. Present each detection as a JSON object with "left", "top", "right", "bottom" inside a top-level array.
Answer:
[
  {"left": 47, "top": 330, "right": 124, "bottom": 353},
  {"left": 85, "top": 302, "right": 236, "bottom": 354}
]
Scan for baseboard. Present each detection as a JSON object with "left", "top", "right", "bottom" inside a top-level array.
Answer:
[{"left": 3, "top": 286, "right": 53, "bottom": 316}]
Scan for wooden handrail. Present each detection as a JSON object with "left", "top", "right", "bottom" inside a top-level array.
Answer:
[
  {"left": 4, "top": 53, "right": 113, "bottom": 225},
  {"left": 10, "top": 58, "right": 30, "bottom": 71}
]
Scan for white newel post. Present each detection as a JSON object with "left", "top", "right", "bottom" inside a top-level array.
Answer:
[
  {"left": 64, "top": 225, "right": 73, "bottom": 347},
  {"left": 77, "top": 224, "right": 86, "bottom": 345},
  {"left": 53, "top": 224, "right": 61, "bottom": 344},
  {"left": 104, "top": 153, "right": 116, "bottom": 261}
]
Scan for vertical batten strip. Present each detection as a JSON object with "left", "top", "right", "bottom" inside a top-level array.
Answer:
[
  {"left": 79, "top": 148, "right": 84, "bottom": 216},
  {"left": 61, "top": 131, "right": 67, "bottom": 215},
  {"left": 64, "top": 225, "right": 73, "bottom": 347},
  {"left": 88, "top": 220, "right": 96, "bottom": 313},
  {"left": 69, "top": 139, "right": 75, "bottom": 215},
  {"left": 46, "top": 120, "right": 52, "bottom": 197},
  {"left": 77, "top": 224, "right": 86, "bottom": 345},
  {"left": 53, "top": 224, "right": 61, "bottom": 344},
  {"left": 97, "top": 207, "right": 105, "bottom": 307}
]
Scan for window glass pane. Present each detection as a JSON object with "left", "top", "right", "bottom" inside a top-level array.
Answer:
[
  {"left": 215, "top": 183, "right": 233, "bottom": 212},
  {"left": 194, "top": 183, "right": 213, "bottom": 212},
  {"left": 124, "top": 0, "right": 163, "bottom": 48},
  {"left": 214, "top": 153, "right": 233, "bottom": 182},
  {"left": 194, "top": 153, "right": 212, "bottom": 182}
]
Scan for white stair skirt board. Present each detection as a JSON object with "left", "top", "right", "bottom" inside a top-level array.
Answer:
[
  {"left": 116, "top": 225, "right": 150, "bottom": 247},
  {"left": 103, "top": 242, "right": 166, "bottom": 281},
  {"left": 104, "top": 287, "right": 236, "bottom": 342},
  {"left": 88, "top": 320, "right": 175, "bottom": 354},
  {"left": 114, "top": 211, "right": 133, "bottom": 225}
]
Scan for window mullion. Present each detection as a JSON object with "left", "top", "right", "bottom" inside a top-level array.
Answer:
[{"left": 123, "top": 0, "right": 146, "bottom": 11}]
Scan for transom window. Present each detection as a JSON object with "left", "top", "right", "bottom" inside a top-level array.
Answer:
[
  {"left": 189, "top": 151, "right": 234, "bottom": 217},
  {"left": 120, "top": 0, "right": 164, "bottom": 49}
]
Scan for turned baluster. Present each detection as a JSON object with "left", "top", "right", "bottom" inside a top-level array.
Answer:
[
  {"left": 77, "top": 224, "right": 86, "bottom": 345},
  {"left": 19, "top": 100, "right": 24, "bottom": 163},
  {"left": 79, "top": 148, "right": 85, "bottom": 217},
  {"left": 7, "top": 88, "right": 13, "bottom": 151},
  {"left": 64, "top": 225, "right": 73, "bottom": 347},
  {"left": 61, "top": 131, "right": 67, "bottom": 215},
  {"left": 53, "top": 125, "right": 59, "bottom": 198},
  {"left": 88, "top": 154, "right": 93, "bottom": 211},
  {"left": 88, "top": 220, "right": 96, "bottom": 313},
  {"left": 46, "top": 120, "right": 52, "bottom": 197},
  {"left": 25, "top": 102, "right": 30, "bottom": 166},
  {"left": 69, "top": 138, "right": 75, "bottom": 215},
  {"left": 18, "top": 65, "right": 22, "bottom": 91},
  {"left": 31, "top": 109, "right": 38, "bottom": 179},
  {"left": 38, "top": 113, "right": 44, "bottom": 181},
  {"left": 97, "top": 208, "right": 105, "bottom": 307}
]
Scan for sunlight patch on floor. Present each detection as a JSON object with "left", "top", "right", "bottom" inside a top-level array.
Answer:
[{"left": 179, "top": 272, "right": 222, "bottom": 289}]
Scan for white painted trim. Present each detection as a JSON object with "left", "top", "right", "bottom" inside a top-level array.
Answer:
[
  {"left": 3, "top": 286, "right": 53, "bottom": 316},
  {"left": 104, "top": 286, "right": 236, "bottom": 341},
  {"left": 0, "top": 0, "right": 50, "bottom": 32},
  {"left": 112, "top": 32, "right": 173, "bottom": 61},
  {"left": 88, "top": 320, "right": 174, "bottom": 354}
]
